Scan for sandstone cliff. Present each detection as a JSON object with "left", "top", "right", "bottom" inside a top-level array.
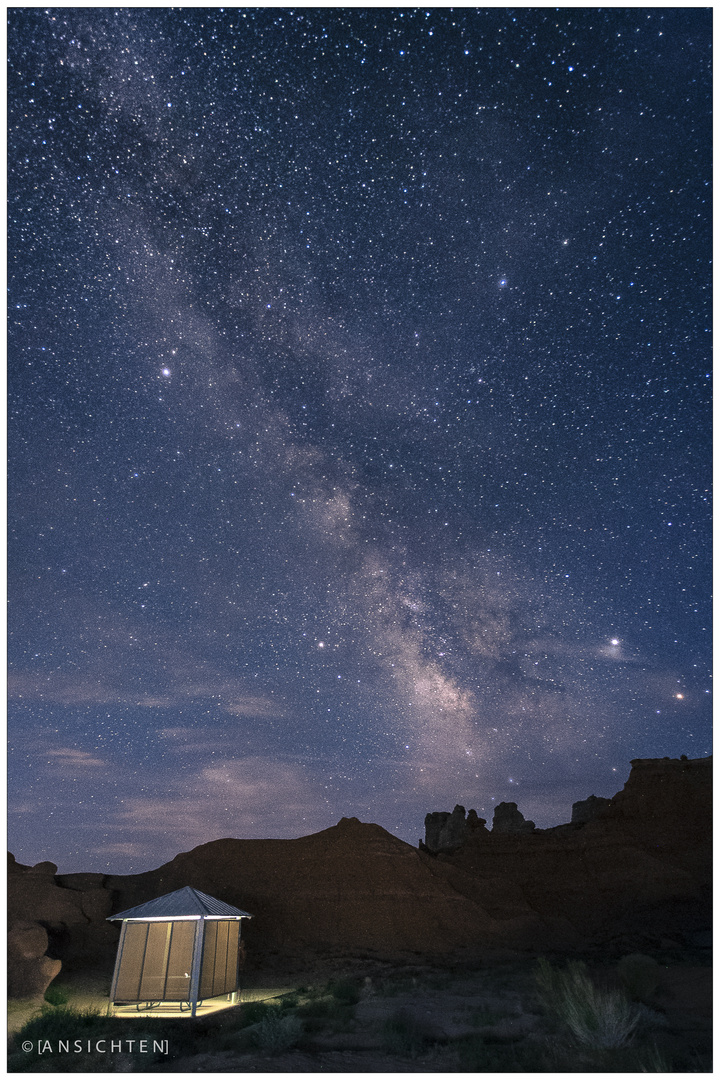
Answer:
[{"left": 423, "top": 756, "right": 711, "bottom": 950}]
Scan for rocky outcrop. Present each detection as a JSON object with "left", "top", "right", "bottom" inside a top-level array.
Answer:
[
  {"left": 423, "top": 799, "right": 538, "bottom": 847},
  {"left": 7, "top": 755, "right": 711, "bottom": 995},
  {"left": 7, "top": 852, "right": 118, "bottom": 995},
  {"left": 424, "top": 805, "right": 488, "bottom": 852},
  {"left": 430, "top": 756, "right": 711, "bottom": 951},
  {"left": 491, "top": 802, "right": 535, "bottom": 834},
  {"left": 571, "top": 794, "right": 612, "bottom": 824}
]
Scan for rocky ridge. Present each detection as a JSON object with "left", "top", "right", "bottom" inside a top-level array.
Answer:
[{"left": 7, "top": 755, "right": 711, "bottom": 1000}]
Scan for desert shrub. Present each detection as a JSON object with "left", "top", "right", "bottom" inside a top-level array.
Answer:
[
  {"left": 297, "top": 995, "right": 334, "bottom": 1018},
  {"left": 241, "top": 999, "right": 271, "bottom": 1025},
  {"left": 297, "top": 991, "right": 352, "bottom": 1022},
  {"left": 616, "top": 953, "right": 661, "bottom": 1003},
  {"left": 536, "top": 958, "right": 641, "bottom": 1050},
  {"left": 456, "top": 1033, "right": 547, "bottom": 1072},
  {"left": 253, "top": 1008, "right": 303, "bottom": 1054},
  {"left": 14, "top": 1005, "right": 103, "bottom": 1043},
  {"left": 327, "top": 977, "right": 361, "bottom": 1005},
  {"left": 380, "top": 1008, "right": 430, "bottom": 1058},
  {"left": 43, "top": 986, "right": 70, "bottom": 1007}
]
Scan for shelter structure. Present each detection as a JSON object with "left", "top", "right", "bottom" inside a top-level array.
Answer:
[{"left": 108, "top": 886, "right": 252, "bottom": 1016}]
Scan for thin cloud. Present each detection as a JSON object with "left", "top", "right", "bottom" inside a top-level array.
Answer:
[
  {"left": 46, "top": 748, "right": 107, "bottom": 769},
  {"left": 111, "top": 756, "right": 333, "bottom": 849}
]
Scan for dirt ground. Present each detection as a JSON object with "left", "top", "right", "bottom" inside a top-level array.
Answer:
[{"left": 8, "top": 948, "right": 712, "bottom": 1073}]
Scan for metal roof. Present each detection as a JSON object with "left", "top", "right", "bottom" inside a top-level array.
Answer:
[{"left": 107, "top": 885, "right": 253, "bottom": 921}]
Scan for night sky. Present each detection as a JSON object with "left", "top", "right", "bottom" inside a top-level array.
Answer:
[{"left": 9, "top": 7, "right": 712, "bottom": 874}]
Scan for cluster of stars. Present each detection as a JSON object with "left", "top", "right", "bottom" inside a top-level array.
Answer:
[{"left": 7, "top": 8, "right": 711, "bottom": 873}]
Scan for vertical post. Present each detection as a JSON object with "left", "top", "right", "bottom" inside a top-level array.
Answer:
[
  {"left": 109, "top": 921, "right": 128, "bottom": 1012},
  {"left": 230, "top": 917, "right": 242, "bottom": 1004},
  {"left": 189, "top": 918, "right": 206, "bottom": 1017}
]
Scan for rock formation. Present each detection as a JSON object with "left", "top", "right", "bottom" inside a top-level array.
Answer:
[
  {"left": 491, "top": 801, "right": 536, "bottom": 834},
  {"left": 571, "top": 794, "right": 612, "bottom": 824},
  {"left": 7, "top": 920, "right": 61, "bottom": 999},
  {"left": 428, "top": 755, "right": 711, "bottom": 951},
  {"left": 7, "top": 852, "right": 118, "bottom": 997},
  {"left": 104, "top": 817, "right": 509, "bottom": 958},
  {"left": 423, "top": 805, "right": 488, "bottom": 852},
  {"left": 7, "top": 755, "right": 711, "bottom": 998}
]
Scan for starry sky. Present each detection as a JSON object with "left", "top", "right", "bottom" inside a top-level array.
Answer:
[{"left": 8, "top": 7, "right": 712, "bottom": 874}]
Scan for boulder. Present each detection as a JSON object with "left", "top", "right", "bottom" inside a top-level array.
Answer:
[
  {"left": 8, "top": 868, "right": 89, "bottom": 929},
  {"left": 7, "top": 921, "right": 61, "bottom": 998},
  {"left": 80, "top": 888, "right": 114, "bottom": 921}
]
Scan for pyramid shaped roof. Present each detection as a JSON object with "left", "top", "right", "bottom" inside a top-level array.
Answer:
[{"left": 107, "top": 885, "right": 252, "bottom": 921}]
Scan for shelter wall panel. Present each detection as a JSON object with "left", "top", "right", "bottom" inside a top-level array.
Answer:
[
  {"left": 138, "top": 922, "right": 172, "bottom": 1000},
  {"left": 219, "top": 921, "right": 237, "bottom": 994},
  {"left": 227, "top": 921, "right": 240, "bottom": 992},
  {"left": 200, "top": 920, "right": 239, "bottom": 997},
  {"left": 215, "top": 921, "right": 230, "bottom": 992},
  {"left": 199, "top": 921, "right": 218, "bottom": 998},
  {"left": 113, "top": 923, "right": 148, "bottom": 1001},
  {"left": 165, "top": 921, "right": 196, "bottom": 1000}
]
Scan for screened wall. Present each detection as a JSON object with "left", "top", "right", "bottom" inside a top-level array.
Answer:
[
  {"left": 112, "top": 920, "right": 197, "bottom": 1002},
  {"left": 111, "top": 919, "right": 240, "bottom": 1004},
  {"left": 199, "top": 919, "right": 240, "bottom": 998}
]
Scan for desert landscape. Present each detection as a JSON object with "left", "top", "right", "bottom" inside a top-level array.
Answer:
[{"left": 8, "top": 755, "right": 712, "bottom": 1072}]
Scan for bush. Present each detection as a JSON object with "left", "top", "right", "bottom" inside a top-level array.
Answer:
[
  {"left": 636, "top": 1041, "right": 672, "bottom": 1072},
  {"left": 327, "top": 978, "right": 361, "bottom": 1005},
  {"left": 254, "top": 1009, "right": 303, "bottom": 1054},
  {"left": 297, "top": 991, "right": 352, "bottom": 1022},
  {"left": 536, "top": 958, "right": 641, "bottom": 1050},
  {"left": 616, "top": 953, "right": 661, "bottom": 1003},
  {"left": 43, "top": 986, "right": 70, "bottom": 1007},
  {"left": 241, "top": 1000, "right": 271, "bottom": 1025},
  {"left": 380, "top": 1008, "right": 430, "bottom": 1058}
]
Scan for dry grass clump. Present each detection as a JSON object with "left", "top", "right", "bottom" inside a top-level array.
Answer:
[{"left": 536, "top": 958, "right": 641, "bottom": 1049}]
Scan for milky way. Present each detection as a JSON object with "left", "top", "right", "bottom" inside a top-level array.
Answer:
[{"left": 8, "top": 8, "right": 711, "bottom": 872}]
